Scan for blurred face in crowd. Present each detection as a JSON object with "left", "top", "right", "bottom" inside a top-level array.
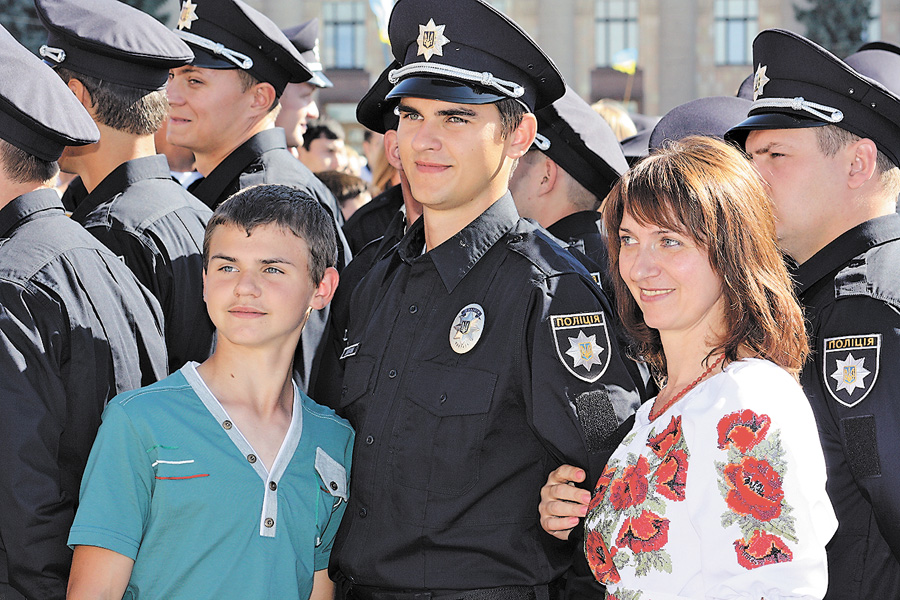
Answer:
[
  {"left": 300, "top": 135, "right": 346, "bottom": 173},
  {"left": 276, "top": 82, "right": 320, "bottom": 148}
]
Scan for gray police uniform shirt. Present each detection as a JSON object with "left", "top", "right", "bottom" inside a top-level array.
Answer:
[
  {"left": 70, "top": 154, "right": 213, "bottom": 369},
  {"left": 794, "top": 212, "right": 900, "bottom": 599},
  {"left": 330, "top": 193, "right": 643, "bottom": 590},
  {"left": 187, "top": 127, "right": 351, "bottom": 391},
  {"left": 0, "top": 189, "right": 168, "bottom": 600}
]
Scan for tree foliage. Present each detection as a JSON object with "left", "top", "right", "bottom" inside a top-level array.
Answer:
[{"left": 794, "top": 0, "right": 874, "bottom": 58}]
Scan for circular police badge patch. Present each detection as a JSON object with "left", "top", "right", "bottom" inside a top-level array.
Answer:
[
  {"left": 449, "top": 303, "right": 484, "bottom": 354},
  {"left": 823, "top": 333, "right": 881, "bottom": 407}
]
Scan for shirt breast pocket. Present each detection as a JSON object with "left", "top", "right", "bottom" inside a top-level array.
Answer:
[{"left": 390, "top": 362, "right": 497, "bottom": 495}]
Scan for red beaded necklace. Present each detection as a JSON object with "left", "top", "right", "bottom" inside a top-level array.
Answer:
[{"left": 649, "top": 355, "right": 725, "bottom": 421}]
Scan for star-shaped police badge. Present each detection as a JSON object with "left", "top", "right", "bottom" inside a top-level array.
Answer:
[
  {"left": 417, "top": 18, "right": 449, "bottom": 61},
  {"left": 753, "top": 64, "right": 770, "bottom": 101},
  {"left": 830, "top": 353, "right": 871, "bottom": 395},
  {"left": 177, "top": 0, "right": 199, "bottom": 30},
  {"left": 565, "top": 330, "right": 604, "bottom": 371}
]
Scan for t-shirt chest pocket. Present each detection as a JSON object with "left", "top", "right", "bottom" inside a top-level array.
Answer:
[{"left": 390, "top": 362, "right": 497, "bottom": 495}]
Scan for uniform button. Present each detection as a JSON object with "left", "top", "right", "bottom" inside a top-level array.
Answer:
[
  {"left": 409, "top": 304, "right": 418, "bottom": 314},
  {"left": 365, "top": 435, "right": 374, "bottom": 445},
  {"left": 440, "top": 393, "right": 447, "bottom": 404},
  {"left": 330, "top": 481, "right": 339, "bottom": 491},
  {"left": 269, "top": 481, "right": 277, "bottom": 491},
  {"left": 359, "top": 507, "right": 368, "bottom": 518},
  {"left": 341, "top": 385, "right": 348, "bottom": 397},
  {"left": 264, "top": 517, "right": 275, "bottom": 528},
  {"left": 222, "top": 420, "right": 232, "bottom": 430},
  {"left": 247, "top": 454, "right": 257, "bottom": 464},
  {"left": 388, "top": 369, "right": 397, "bottom": 378}
]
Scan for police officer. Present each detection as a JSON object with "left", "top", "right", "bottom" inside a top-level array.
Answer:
[
  {"left": 35, "top": 0, "right": 214, "bottom": 369},
  {"left": 0, "top": 25, "right": 168, "bottom": 600},
  {"left": 167, "top": 0, "right": 352, "bottom": 388},
  {"left": 342, "top": 62, "right": 411, "bottom": 255},
  {"left": 327, "top": 0, "right": 645, "bottom": 596},
  {"left": 724, "top": 29, "right": 900, "bottom": 599},
  {"left": 277, "top": 18, "right": 332, "bottom": 155},
  {"left": 508, "top": 85, "right": 627, "bottom": 285}
]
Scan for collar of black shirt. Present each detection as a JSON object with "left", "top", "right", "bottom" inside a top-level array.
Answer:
[
  {"left": 70, "top": 154, "right": 172, "bottom": 222},
  {"left": 397, "top": 191, "right": 519, "bottom": 294},
  {"left": 793, "top": 212, "right": 900, "bottom": 296},
  {"left": 0, "top": 188, "right": 65, "bottom": 238}
]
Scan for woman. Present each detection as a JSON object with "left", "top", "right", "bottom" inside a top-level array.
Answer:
[{"left": 583, "top": 136, "right": 836, "bottom": 598}]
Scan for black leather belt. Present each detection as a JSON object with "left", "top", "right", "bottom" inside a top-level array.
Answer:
[{"left": 347, "top": 584, "right": 555, "bottom": 600}]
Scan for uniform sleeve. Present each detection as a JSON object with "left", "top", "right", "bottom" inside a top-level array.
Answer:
[
  {"left": 523, "top": 271, "right": 643, "bottom": 484},
  {"left": 0, "top": 288, "right": 72, "bottom": 600},
  {"left": 68, "top": 401, "right": 154, "bottom": 560},
  {"left": 802, "top": 297, "right": 900, "bottom": 561},
  {"left": 687, "top": 373, "right": 835, "bottom": 599}
]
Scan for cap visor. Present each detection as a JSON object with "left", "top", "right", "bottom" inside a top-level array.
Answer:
[
  {"left": 309, "top": 71, "right": 333, "bottom": 88},
  {"left": 725, "top": 112, "right": 828, "bottom": 147},
  {"left": 385, "top": 77, "right": 506, "bottom": 105},
  {"left": 188, "top": 45, "right": 239, "bottom": 70}
]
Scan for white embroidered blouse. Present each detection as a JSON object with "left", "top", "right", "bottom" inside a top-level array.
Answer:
[{"left": 584, "top": 358, "right": 837, "bottom": 600}]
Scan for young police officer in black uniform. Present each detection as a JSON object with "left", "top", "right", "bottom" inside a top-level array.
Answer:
[
  {"left": 35, "top": 0, "right": 214, "bottom": 369},
  {"left": 328, "top": 1, "right": 646, "bottom": 597},
  {"left": 0, "top": 26, "right": 168, "bottom": 600},
  {"left": 167, "top": 0, "right": 352, "bottom": 389},
  {"left": 724, "top": 30, "right": 900, "bottom": 600}
]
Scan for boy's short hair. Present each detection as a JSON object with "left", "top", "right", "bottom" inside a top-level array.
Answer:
[
  {"left": 302, "top": 117, "right": 345, "bottom": 150},
  {"left": 0, "top": 139, "right": 59, "bottom": 184},
  {"left": 54, "top": 67, "right": 168, "bottom": 136},
  {"left": 203, "top": 184, "right": 337, "bottom": 284},
  {"left": 235, "top": 69, "right": 281, "bottom": 114},
  {"left": 495, "top": 97, "right": 526, "bottom": 140}
]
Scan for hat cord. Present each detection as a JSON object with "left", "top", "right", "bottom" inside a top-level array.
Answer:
[
  {"left": 174, "top": 30, "right": 254, "bottom": 70},
  {"left": 750, "top": 96, "right": 844, "bottom": 123},
  {"left": 388, "top": 62, "right": 525, "bottom": 99}
]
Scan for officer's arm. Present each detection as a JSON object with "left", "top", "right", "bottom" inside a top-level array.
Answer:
[
  {"left": 66, "top": 546, "right": 134, "bottom": 600},
  {"left": 0, "top": 296, "right": 72, "bottom": 599},
  {"left": 539, "top": 465, "right": 591, "bottom": 540}
]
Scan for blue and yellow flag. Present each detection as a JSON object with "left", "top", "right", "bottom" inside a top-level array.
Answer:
[{"left": 612, "top": 48, "right": 638, "bottom": 75}]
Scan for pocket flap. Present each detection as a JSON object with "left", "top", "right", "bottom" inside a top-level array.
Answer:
[
  {"left": 315, "top": 447, "right": 348, "bottom": 501},
  {"left": 407, "top": 363, "right": 497, "bottom": 417}
]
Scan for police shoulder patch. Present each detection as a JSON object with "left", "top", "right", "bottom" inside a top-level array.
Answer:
[
  {"left": 551, "top": 312, "right": 611, "bottom": 383},
  {"left": 823, "top": 334, "right": 881, "bottom": 407}
]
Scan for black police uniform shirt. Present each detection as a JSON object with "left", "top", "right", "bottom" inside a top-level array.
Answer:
[
  {"left": 330, "top": 193, "right": 643, "bottom": 590},
  {"left": 793, "top": 213, "right": 900, "bottom": 600},
  {"left": 0, "top": 189, "right": 168, "bottom": 600},
  {"left": 342, "top": 183, "right": 403, "bottom": 255},
  {"left": 187, "top": 127, "right": 352, "bottom": 390},
  {"left": 70, "top": 154, "right": 213, "bottom": 369},
  {"left": 312, "top": 207, "right": 408, "bottom": 409}
]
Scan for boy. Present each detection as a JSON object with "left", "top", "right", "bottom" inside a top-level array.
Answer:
[{"left": 66, "top": 185, "right": 352, "bottom": 600}]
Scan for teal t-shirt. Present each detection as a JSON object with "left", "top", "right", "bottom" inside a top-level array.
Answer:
[{"left": 69, "top": 363, "right": 353, "bottom": 599}]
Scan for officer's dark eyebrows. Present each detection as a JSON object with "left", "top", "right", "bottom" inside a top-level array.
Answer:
[{"left": 396, "top": 102, "right": 478, "bottom": 119}]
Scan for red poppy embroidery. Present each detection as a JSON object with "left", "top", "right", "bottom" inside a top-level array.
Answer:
[
  {"left": 734, "top": 530, "right": 793, "bottom": 570},
  {"left": 655, "top": 448, "right": 688, "bottom": 501},
  {"left": 647, "top": 415, "right": 682, "bottom": 458},
  {"left": 589, "top": 465, "right": 617, "bottom": 508},
  {"left": 717, "top": 410, "right": 771, "bottom": 453},
  {"left": 723, "top": 456, "right": 784, "bottom": 521},
  {"left": 609, "top": 456, "right": 650, "bottom": 510},
  {"left": 616, "top": 510, "right": 670, "bottom": 553},
  {"left": 585, "top": 530, "right": 620, "bottom": 584}
]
